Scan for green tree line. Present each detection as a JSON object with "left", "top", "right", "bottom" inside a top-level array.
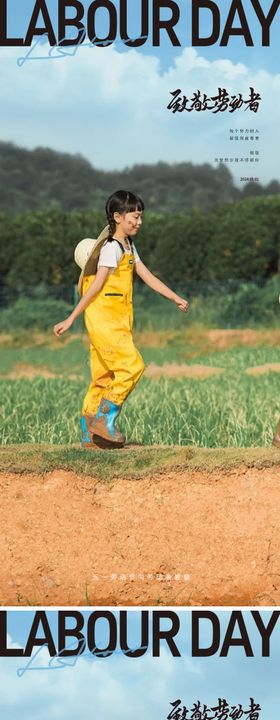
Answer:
[
  {"left": 1, "top": 196, "right": 280, "bottom": 291},
  {"left": 1, "top": 141, "right": 280, "bottom": 215}
]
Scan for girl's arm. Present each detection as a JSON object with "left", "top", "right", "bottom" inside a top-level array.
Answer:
[
  {"left": 53, "top": 266, "right": 110, "bottom": 336},
  {"left": 135, "top": 261, "right": 189, "bottom": 313}
]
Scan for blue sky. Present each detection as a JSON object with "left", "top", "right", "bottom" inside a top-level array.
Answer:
[
  {"left": 1, "top": 1, "right": 280, "bottom": 188},
  {"left": 0, "top": 609, "right": 279, "bottom": 719},
  {"left": 7, "top": 0, "right": 280, "bottom": 72}
]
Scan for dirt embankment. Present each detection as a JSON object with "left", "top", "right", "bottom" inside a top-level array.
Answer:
[{"left": 1, "top": 466, "right": 280, "bottom": 607}]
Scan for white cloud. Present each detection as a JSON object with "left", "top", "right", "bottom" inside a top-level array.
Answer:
[
  {"left": 0, "top": 615, "right": 279, "bottom": 720},
  {"left": 0, "top": 643, "right": 201, "bottom": 720},
  {"left": 0, "top": 43, "right": 279, "bottom": 184}
]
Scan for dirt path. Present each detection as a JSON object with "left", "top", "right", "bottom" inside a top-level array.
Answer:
[
  {"left": 1, "top": 466, "right": 280, "bottom": 607},
  {"left": 145, "top": 363, "right": 224, "bottom": 378}
]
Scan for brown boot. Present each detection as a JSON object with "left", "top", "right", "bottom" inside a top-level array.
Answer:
[
  {"left": 90, "top": 399, "right": 126, "bottom": 448},
  {"left": 272, "top": 418, "right": 280, "bottom": 448}
]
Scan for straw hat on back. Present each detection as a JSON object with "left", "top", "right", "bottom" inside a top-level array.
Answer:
[{"left": 74, "top": 224, "right": 109, "bottom": 295}]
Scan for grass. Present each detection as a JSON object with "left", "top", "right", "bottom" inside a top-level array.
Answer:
[
  {"left": 0, "top": 338, "right": 89, "bottom": 377},
  {"left": 190, "top": 345, "right": 280, "bottom": 370},
  {"left": 0, "top": 327, "right": 280, "bottom": 449},
  {"left": 0, "top": 373, "right": 279, "bottom": 447},
  {"left": 0, "top": 443, "right": 279, "bottom": 480}
]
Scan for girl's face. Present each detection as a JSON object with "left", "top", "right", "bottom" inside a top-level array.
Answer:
[{"left": 114, "top": 209, "right": 143, "bottom": 236}]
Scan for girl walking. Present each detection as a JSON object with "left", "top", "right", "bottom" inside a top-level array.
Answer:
[{"left": 54, "top": 190, "right": 188, "bottom": 448}]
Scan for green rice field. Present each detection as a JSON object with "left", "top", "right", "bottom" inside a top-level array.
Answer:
[{"left": 1, "top": 328, "right": 280, "bottom": 447}]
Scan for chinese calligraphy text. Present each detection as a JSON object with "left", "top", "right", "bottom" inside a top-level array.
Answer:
[{"left": 167, "top": 88, "right": 261, "bottom": 114}]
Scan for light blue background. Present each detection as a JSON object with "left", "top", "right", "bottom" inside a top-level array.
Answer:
[
  {"left": 6, "top": 0, "right": 280, "bottom": 71},
  {"left": 0, "top": 609, "right": 279, "bottom": 719},
  {"left": 0, "top": 3, "right": 279, "bottom": 187}
]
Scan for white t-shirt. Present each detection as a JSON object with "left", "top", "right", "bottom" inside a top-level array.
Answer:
[{"left": 97, "top": 239, "right": 140, "bottom": 273}]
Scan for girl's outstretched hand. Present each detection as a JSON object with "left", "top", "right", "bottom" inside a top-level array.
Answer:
[
  {"left": 53, "top": 316, "right": 73, "bottom": 337},
  {"left": 174, "top": 295, "right": 189, "bottom": 313}
]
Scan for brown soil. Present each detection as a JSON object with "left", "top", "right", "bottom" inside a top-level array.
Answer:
[
  {"left": 0, "top": 364, "right": 57, "bottom": 379},
  {"left": 145, "top": 363, "right": 224, "bottom": 379},
  {"left": 3, "top": 360, "right": 280, "bottom": 381},
  {"left": 1, "top": 362, "right": 224, "bottom": 381},
  {"left": 0, "top": 334, "right": 13, "bottom": 346},
  {"left": 3, "top": 327, "right": 280, "bottom": 352},
  {"left": 0, "top": 332, "right": 82, "bottom": 349},
  {"left": 1, "top": 466, "right": 280, "bottom": 607},
  {"left": 0, "top": 364, "right": 81, "bottom": 381},
  {"left": 245, "top": 363, "right": 280, "bottom": 376},
  {"left": 134, "top": 330, "right": 178, "bottom": 348},
  {"left": 204, "top": 328, "right": 280, "bottom": 350}
]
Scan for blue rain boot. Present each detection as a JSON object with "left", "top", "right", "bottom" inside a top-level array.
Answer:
[{"left": 90, "top": 398, "right": 125, "bottom": 447}]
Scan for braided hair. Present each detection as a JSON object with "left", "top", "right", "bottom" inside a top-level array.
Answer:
[{"left": 105, "top": 190, "right": 144, "bottom": 240}]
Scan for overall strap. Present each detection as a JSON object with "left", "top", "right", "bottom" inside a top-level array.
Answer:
[
  {"left": 107, "top": 237, "right": 134, "bottom": 254},
  {"left": 107, "top": 237, "right": 124, "bottom": 254}
]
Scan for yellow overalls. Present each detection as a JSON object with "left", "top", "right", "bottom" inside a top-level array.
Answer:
[{"left": 82, "top": 243, "right": 145, "bottom": 414}]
